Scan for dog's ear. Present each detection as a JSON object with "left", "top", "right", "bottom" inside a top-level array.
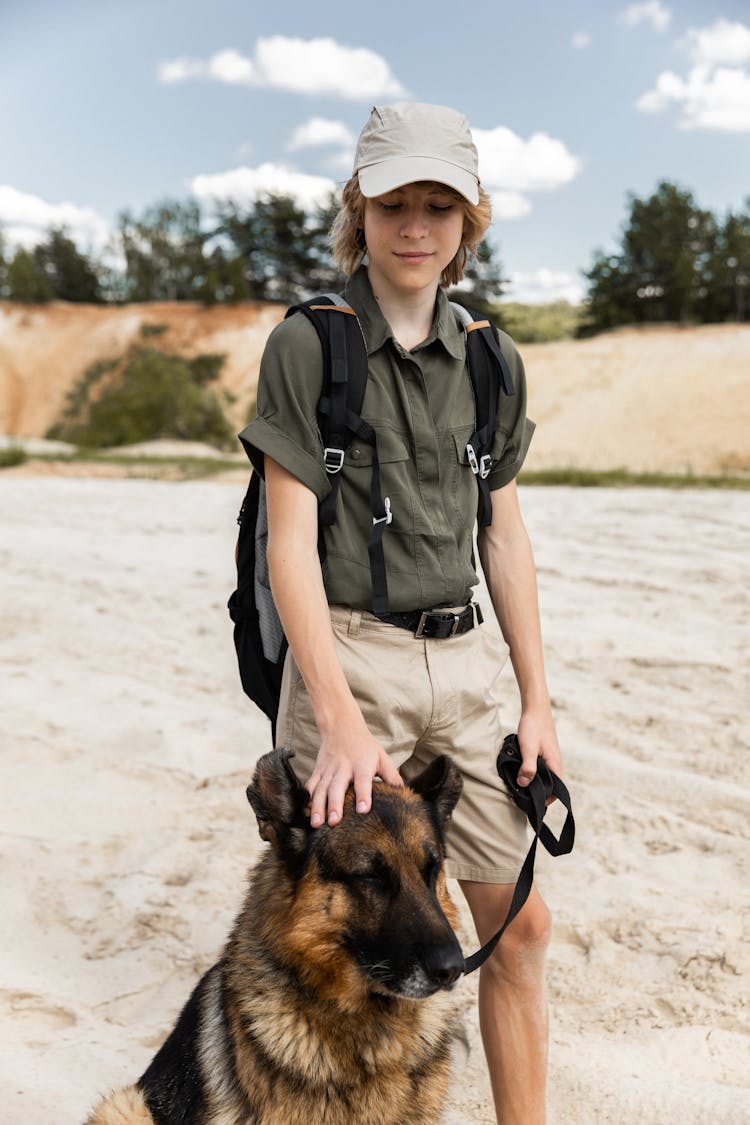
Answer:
[
  {"left": 408, "top": 755, "right": 463, "bottom": 829},
  {"left": 246, "top": 749, "right": 309, "bottom": 854}
]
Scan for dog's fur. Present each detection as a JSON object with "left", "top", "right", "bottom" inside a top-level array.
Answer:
[{"left": 84, "top": 749, "right": 466, "bottom": 1125}]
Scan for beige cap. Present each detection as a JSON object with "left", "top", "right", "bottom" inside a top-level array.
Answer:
[{"left": 353, "top": 102, "right": 480, "bottom": 205}]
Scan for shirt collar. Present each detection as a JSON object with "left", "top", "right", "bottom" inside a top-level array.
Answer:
[{"left": 344, "top": 265, "right": 465, "bottom": 361}]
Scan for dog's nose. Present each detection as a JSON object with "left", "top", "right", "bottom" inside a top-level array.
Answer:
[{"left": 423, "top": 943, "right": 464, "bottom": 987}]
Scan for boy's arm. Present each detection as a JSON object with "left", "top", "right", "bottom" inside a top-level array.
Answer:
[
  {"left": 477, "top": 478, "right": 562, "bottom": 786},
  {"left": 264, "top": 455, "right": 402, "bottom": 826}
]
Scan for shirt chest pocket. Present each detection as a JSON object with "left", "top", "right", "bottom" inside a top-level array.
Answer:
[
  {"left": 452, "top": 427, "right": 474, "bottom": 469},
  {"left": 449, "top": 426, "right": 486, "bottom": 522},
  {"left": 342, "top": 426, "right": 410, "bottom": 469},
  {"left": 339, "top": 428, "right": 412, "bottom": 522}
]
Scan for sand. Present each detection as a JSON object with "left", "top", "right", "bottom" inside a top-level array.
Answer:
[{"left": 1, "top": 476, "right": 749, "bottom": 1124}]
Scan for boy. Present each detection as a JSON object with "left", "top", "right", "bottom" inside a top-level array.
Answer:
[{"left": 241, "top": 102, "right": 562, "bottom": 1124}]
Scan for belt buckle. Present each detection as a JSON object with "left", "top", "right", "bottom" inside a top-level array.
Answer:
[{"left": 416, "top": 608, "right": 466, "bottom": 639}]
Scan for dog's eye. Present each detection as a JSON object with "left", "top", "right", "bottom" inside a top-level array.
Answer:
[
  {"left": 355, "top": 859, "right": 393, "bottom": 893},
  {"left": 423, "top": 853, "right": 441, "bottom": 888},
  {"left": 361, "top": 871, "right": 388, "bottom": 889}
]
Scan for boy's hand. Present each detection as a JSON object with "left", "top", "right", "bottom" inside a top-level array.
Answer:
[
  {"left": 516, "top": 706, "right": 562, "bottom": 794},
  {"left": 306, "top": 728, "right": 403, "bottom": 828}
]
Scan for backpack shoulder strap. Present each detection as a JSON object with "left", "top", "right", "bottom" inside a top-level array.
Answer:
[
  {"left": 286, "top": 295, "right": 369, "bottom": 525},
  {"left": 284, "top": 296, "right": 392, "bottom": 616},
  {"left": 450, "top": 302, "right": 516, "bottom": 528}
]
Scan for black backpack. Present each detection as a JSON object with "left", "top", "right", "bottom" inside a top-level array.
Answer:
[{"left": 228, "top": 294, "right": 515, "bottom": 739}]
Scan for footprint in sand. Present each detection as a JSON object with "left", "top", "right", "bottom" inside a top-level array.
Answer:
[{"left": 1, "top": 989, "right": 77, "bottom": 1031}]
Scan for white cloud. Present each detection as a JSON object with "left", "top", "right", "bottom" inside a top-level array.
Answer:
[
  {"left": 190, "top": 163, "right": 337, "bottom": 211},
  {"left": 680, "top": 18, "right": 750, "bottom": 67},
  {"left": 287, "top": 117, "right": 355, "bottom": 151},
  {"left": 158, "top": 37, "right": 405, "bottom": 100},
  {"left": 618, "top": 2, "right": 671, "bottom": 33},
  {"left": 326, "top": 148, "right": 357, "bottom": 175},
  {"left": 637, "top": 64, "right": 750, "bottom": 130},
  {"left": 503, "top": 268, "right": 585, "bottom": 306},
  {"left": 490, "top": 191, "right": 532, "bottom": 220},
  {"left": 0, "top": 185, "right": 110, "bottom": 250},
  {"left": 474, "top": 127, "right": 581, "bottom": 194},
  {"left": 637, "top": 19, "right": 750, "bottom": 131},
  {"left": 572, "top": 32, "right": 592, "bottom": 50}
]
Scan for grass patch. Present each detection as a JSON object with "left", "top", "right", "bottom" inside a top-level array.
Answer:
[
  {"left": 140, "top": 322, "right": 168, "bottom": 338},
  {"left": 13, "top": 449, "right": 749, "bottom": 489},
  {"left": 22, "top": 450, "right": 244, "bottom": 480},
  {"left": 518, "top": 467, "right": 750, "bottom": 489},
  {"left": 0, "top": 445, "right": 28, "bottom": 468}
]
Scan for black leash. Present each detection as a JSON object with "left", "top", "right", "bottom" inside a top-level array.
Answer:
[{"left": 462, "top": 734, "right": 575, "bottom": 975}]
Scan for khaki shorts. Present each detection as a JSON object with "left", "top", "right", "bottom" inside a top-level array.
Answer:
[{"left": 276, "top": 605, "right": 529, "bottom": 884}]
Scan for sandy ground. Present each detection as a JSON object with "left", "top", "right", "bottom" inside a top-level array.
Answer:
[{"left": 1, "top": 477, "right": 749, "bottom": 1124}]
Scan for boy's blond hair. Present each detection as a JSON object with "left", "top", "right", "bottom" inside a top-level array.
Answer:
[{"left": 330, "top": 176, "right": 492, "bottom": 287}]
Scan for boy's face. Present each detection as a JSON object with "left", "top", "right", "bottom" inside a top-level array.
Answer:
[{"left": 362, "top": 181, "right": 465, "bottom": 300}]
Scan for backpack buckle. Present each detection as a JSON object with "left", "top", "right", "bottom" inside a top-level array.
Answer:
[
  {"left": 372, "top": 496, "right": 392, "bottom": 526},
  {"left": 323, "top": 447, "right": 345, "bottom": 474},
  {"left": 466, "top": 443, "right": 479, "bottom": 475},
  {"left": 466, "top": 444, "right": 491, "bottom": 478}
]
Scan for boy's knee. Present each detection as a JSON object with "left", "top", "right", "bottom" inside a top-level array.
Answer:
[{"left": 484, "top": 896, "right": 551, "bottom": 984}]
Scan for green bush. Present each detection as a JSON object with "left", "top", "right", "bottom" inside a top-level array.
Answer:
[
  {"left": 0, "top": 445, "right": 28, "bottom": 468},
  {"left": 499, "top": 301, "right": 583, "bottom": 343},
  {"left": 47, "top": 347, "right": 233, "bottom": 449},
  {"left": 188, "top": 353, "right": 225, "bottom": 384}
]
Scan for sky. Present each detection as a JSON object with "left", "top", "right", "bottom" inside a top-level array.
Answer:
[{"left": 1, "top": 0, "right": 749, "bottom": 303}]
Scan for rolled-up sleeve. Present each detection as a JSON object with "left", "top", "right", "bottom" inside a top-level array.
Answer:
[
  {"left": 238, "top": 313, "right": 332, "bottom": 501},
  {"left": 487, "top": 332, "right": 536, "bottom": 490}
]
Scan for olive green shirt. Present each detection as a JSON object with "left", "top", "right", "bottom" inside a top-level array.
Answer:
[{"left": 240, "top": 266, "right": 534, "bottom": 612}]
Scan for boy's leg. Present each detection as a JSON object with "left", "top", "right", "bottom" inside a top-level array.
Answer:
[{"left": 459, "top": 881, "right": 551, "bottom": 1125}]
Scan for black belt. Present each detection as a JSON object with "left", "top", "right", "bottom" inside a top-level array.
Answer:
[{"left": 379, "top": 603, "right": 483, "bottom": 639}]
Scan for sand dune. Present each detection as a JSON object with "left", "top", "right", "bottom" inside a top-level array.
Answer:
[
  {"left": 1, "top": 477, "right": 748, "bottom": 1123},
  {"left": 1, "top": 299, "right": 748, "bottom": 475}
]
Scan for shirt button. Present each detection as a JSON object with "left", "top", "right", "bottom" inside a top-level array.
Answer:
[{"left": 350, "top": 448, "right": 361, "bottom": 460}]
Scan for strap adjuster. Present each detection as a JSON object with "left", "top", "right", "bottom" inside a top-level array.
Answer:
[
  {"left": 466, "top": 443, "right": 492, "bottom": 480},
  {"left": 323, "top": 447, "right": 345, "bottom": 473},
  {"left": 372, "top": 496, "right": 392, "bottom": 526},
  {"left": 466, "top": 443, "right": 479, "bottom": 474}
]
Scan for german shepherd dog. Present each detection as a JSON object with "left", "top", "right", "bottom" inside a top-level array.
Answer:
[{"left": 84, "top": 749, "right": 466, "bottom": 1125}]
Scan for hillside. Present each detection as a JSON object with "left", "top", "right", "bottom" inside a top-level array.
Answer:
[{"left": 1, "top": 300, "right": 748, "bottom": 475}]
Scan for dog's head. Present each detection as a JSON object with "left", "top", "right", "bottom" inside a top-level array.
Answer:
[{"left": 246, "top": 749, "right": 464, "bottom": 1005}]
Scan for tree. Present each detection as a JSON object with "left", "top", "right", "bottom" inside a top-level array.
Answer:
[
  {"left": 33, "top": 228, "right": 103, "bottom": 302},
  {"left": 583, "top": 181, "right": 719, "bottom": 332},
  {"left": 580, "top": 252, "right": 639, "bottom": 333},
  {"left": 700, "top": 202, "right": 750, "bottom": 323},
  {"left": 306, "top": 192, "right": 347, "bottom": 294},
  {"left": 194, "top": 244, "right": 252, "bottom": 306},
  {"left": 6, "top": 247, "right": 53, "bottom": 302},
  {"left": 117, "top": 199, "right": 211, "bottom": 301},
  {"left": 217, "top": 193, "right": 342, "bottom": 303},
  {"left": 0, "top": 231, "right": 7, "bottom": 297}
]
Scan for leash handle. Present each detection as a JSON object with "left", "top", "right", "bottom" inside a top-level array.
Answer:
[{"left": 462, "top": 735, "right": 574, "bottom": 976}]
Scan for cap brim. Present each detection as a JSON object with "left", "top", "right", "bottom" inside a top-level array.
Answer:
[{"left": 358, "top": 156, "right": 479, "bottom": 205}]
